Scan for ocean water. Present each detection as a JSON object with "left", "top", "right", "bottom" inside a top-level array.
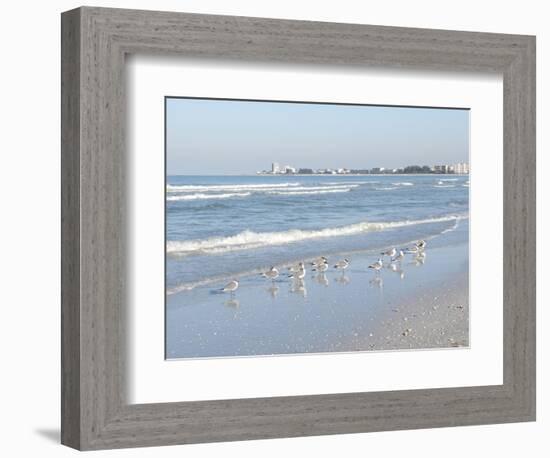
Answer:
[{"left": 166, "top": 174, "right": 469, "bottom": 295}]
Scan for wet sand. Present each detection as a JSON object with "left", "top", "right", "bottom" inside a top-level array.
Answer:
[{"left": 166, "top": 228, "right": 469, "bottom": 359}]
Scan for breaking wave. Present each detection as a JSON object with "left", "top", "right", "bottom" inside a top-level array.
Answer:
[
  {"left": 167, "top": 183, "right": 300, "bottom": 192},
  {"left": 167, "top": 214, "right": 468, "bottom": 257},
  {"left": 267, "top": 188, "right": 352, "bottom": 196},
  {"left": 167, "top": 192, "right": 251, "bottom": 201}
]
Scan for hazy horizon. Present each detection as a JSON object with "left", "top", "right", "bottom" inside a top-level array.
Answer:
[{"left": 166, "top": 98, "right": 470, "bottom": 175}]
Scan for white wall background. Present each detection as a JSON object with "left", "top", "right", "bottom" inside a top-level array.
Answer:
[{"left": 0, "top": 1, "right": 545, "bottom": 456}]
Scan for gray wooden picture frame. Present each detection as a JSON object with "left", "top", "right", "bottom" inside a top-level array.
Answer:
[{"left": 61, "top": 6, "right": 536, "bottom": 451}]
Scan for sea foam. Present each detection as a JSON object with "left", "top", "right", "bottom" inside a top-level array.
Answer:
[
  {"left": 267, "top": 188, "right": 352, "bottom": 196},
  {"left": 167, "top": 192, "right": 251, "bottom": 201},
  {"left": 167, "top": 183, "right": 301, "bottom": 192},
  {"left": 167, "top": 214, "right": 468, "bottom": 256}
]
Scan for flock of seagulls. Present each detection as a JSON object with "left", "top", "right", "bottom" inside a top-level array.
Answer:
[{"left": 220, "top": 239, "right": 428, "bottom": 296}]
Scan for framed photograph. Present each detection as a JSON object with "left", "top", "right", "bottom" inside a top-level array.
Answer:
[
  {"left": 61, "top": 6, "right": 535, "bottom": 450},
  {"left": 164, "top": 97, "right": 471, "bottom": 360}
]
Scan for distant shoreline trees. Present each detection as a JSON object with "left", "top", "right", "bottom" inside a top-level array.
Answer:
[{"left": 402, "top": 165, "right": 433, "bottom": 174}]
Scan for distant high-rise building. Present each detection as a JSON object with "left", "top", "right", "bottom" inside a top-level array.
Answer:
[
  {"left": 284, "top": 165, "right": 296, "bottom": 174},
  {"left": 272, "top": 162, "right": 280, "bottom": 174},
  {"left": 454, "top": 162, "right": 470, "bottom": 174},
  {"left": 433, "top": 165, "right": 449, "bottom": 174}
]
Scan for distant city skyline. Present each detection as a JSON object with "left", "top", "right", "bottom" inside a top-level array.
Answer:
[
  {"left": 257, "top": 161, "right": 469, "bottom": 175},
  {"left": 166, "top": 98, "right": 470, "bottom": 175}
]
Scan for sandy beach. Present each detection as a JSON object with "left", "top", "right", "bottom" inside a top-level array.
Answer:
[{"left": 166, "top": 219, "right": 469, "bottom": 359}]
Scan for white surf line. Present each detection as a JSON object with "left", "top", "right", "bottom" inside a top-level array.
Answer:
[
  {"left": 265, "top": 184, "right": 358, "bottom": 191},
  {"left": 167, "top": 214, "right": 469, "bottom": 257},
  {"left": 325, "top": 181, "right": 372, "bottom": 185},
  {"left": 168, "top": 184, "right": 359, "bottom": 194},
  {"left": 166, "top": 183, "right": 301, "bottom": 192},
  {"left": 267, "top": 188, "right": 352, "bottom": 195},
  {"left": 167, "top": 192, "right": 251, "bottom": 201}
]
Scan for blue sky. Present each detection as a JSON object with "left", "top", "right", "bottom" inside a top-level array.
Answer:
[{"left": 166, "top": 97, "right": 469, "bottom": 175}]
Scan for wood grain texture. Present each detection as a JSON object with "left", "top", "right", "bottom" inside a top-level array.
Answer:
[
  {"left": 60, "top": 6, "right": 536, "bottom": 450},
  {"left": 60, "top": 7, "right": 81, "bottom": 449}
]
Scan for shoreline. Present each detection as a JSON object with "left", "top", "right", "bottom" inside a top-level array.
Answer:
[
  {"left": 169, "top": 173, "right": 469, "bottom": 177},
  {"left": 166, "top": 226, "right": 469, "bottom": 359}
]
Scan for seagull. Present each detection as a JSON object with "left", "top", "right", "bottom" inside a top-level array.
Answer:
[
  {"left": 334, "top": 259, "right": 350, "bottom": 271},
  {"left": 405, "top": 245, "right": 419, "bottom": 255},
  {"left": 368, "top": 258, "right": 383, "bottom": 273},
  {"left": 381, "top": 247, "right": 397, "bottom": 258},
  {"left": 312, "top": 260, "right": 328, "bottom": 272},
  {"left": 416, "top": 240, "right": 427, "bottom": 250},
  {"left": 391, "top": 250, "right": 405, "bottom": 263},
  {"left": 288, "top": 262, "right": 305, "bottom": 272},
  {"left": 288, "top": 265, "right": 306, "bottom": 280},
  {"left": 221, "top": 280, "right": 239, "bottom": 295},
  {"left": 261, "top": 266, "right": 279, "bottom": 282},
  {"left": 310, "top": 256, "right": 328, "bottom": 267}
]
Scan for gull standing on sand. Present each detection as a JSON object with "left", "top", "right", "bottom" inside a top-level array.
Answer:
[
  {"left": 416, "top": 240, "right": 427, "bottom": 250},
  {"left": 391, "top": 250, "right": 405, "bottom": 263},
  {"left": 261, "top": 266, "right": 279, "bottom": 282},
  {"left": 334, "top": 259, "right": 350, "bottom": 271},
  {"left": 369, "top": 258, "right": 383, "bottom": 273},
  {"left": 312, "top": 260, "right": 328, "bottom": 272},
  {"left": 288, "top": 262, "right": 305, "bottom": 273},
  {"left": 381, "top": 247, "right": 397, "bottom": 259},
  {"left": 405, "top": 245, "right": 419, "bottom": 255},
  {"left": 288, "top": 265, "right": 306, "bottom": 280},
  {"left": 310, "top": 256, "right": 328, "bottom": 267},
  {"left": 221, "top": 280, "right": 239, "bottom": 295}
]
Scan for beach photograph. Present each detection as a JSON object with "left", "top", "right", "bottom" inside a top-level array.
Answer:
[{"left": 165, "top": 97, "right": 470, "bottom": 359}]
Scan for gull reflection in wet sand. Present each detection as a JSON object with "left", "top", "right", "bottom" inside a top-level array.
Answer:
[
  {"left": 369, "top": 276, "right": 384, "bottom": 289},
  {"left": 409, "top": 252, "right": 426, "bottom": 266},
  {"left": 290, "top": 278, "right": 307, "bottom": 298},
  {"left": 388, "top": 263, "right": 405, "bottom": 279},
  {"left": 267, "top": 285, "right": 279, "bottom": 299},
  {"left": 334, "top": 274, "right": 350, "bottom": 285},
  {"left": 223, "top": 298, "right": 240, "bottom": 319},
  {"left": 315, "top": 273, "right": 329, "bottom": 287},
  {"left": 224, "top": 298, "right": 240, "bottom": 308}
]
